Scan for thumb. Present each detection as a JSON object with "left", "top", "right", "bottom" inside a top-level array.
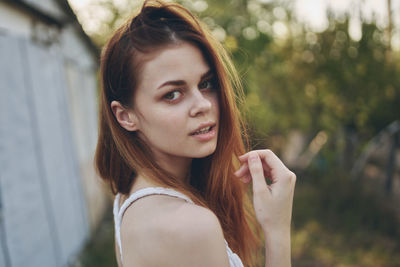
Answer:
[{"left": 247, "top": 152, "right": 270, "bottom": 195}]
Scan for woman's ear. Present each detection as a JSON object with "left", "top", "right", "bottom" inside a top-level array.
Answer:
[{"left": 111, "top": 101, "right": 139, "bottom": 131}]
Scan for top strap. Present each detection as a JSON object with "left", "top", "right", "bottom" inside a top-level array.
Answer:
[
  {"left": 113, "top": 186, "right": 244, "bottom": 267},
  {"left": 113, "top": 187, "right": 194, "bottom": 263}
]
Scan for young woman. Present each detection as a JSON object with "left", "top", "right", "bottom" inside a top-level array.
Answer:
[{"left": 95, "top": 1, "right": 296, "bottom": 266}]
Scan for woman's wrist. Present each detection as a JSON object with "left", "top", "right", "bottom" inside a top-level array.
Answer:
[
  {"left": 263, "top": 224, "right": 291, "bottom": 236},
  {"left": 263, "top": 227, "right": 292, "bottom": 267},
  {"left": 263, "top": 226, "right": 291, "bottom": 245}
]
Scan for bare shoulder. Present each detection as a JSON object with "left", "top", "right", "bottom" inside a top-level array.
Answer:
[{"left": 121, "top": 195, "right": 230, "bottom": 267}]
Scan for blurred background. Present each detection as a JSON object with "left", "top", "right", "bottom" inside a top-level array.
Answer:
[{"left": 0, "top": 0, "right": 399, "bottom": 266}]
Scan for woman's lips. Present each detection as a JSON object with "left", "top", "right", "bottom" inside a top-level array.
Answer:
[{"left": 190, "top": 125, "right": 216, "bottom": 141}]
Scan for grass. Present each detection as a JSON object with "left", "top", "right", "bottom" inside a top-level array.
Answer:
[
  {"left": 291, "top": 169, "right": 400, "bottom": 267},
  {"left": 70, "top": 208, "right": 117, "bottom": 267}
]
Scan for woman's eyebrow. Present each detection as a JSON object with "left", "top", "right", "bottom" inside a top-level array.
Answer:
[{"left": 156, "top": 69, "right": 213, "bottom": 90}]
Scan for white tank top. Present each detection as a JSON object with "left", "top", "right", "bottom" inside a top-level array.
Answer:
[{"left": 113, "top": 187, "right": 244, "bottom": 267}]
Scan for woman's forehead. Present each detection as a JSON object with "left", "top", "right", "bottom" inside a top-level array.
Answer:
[{"left": 138, "top": 42, "right": 211, "bottom": 90}]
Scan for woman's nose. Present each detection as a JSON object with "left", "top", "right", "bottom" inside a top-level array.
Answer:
[{"left": 189, "top": 89, "right": 212, "bottom": 117}]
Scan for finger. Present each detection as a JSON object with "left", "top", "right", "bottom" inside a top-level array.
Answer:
[
  {"left": 241, "top": 174, "right": 251, "bottom": 183},
  {"left": 257, "top": 151, "right": 293, "bottom": 186},
  {"left": 247, "top": 152, "right": 269, "bottom": 194},
  {"left": 237, "top": 166, "right": 270, "bottom": 182},
  {"left": 238, "top": 151, "right": 260, "bottom": 161},
  {"left": 238, "top": 153, "right": 249, "bottom": 162},
  {"left": 235, "top": 169, "right": 269, "bottom": 184},
  {"left": 234, "top": 163, "right": 248, "bottom": 177},
  {"left": 240, "top": 153, "right": 273, "bottom": 178},
  {"left": 237, "top": 156, "right": 271, "bottom": 180},
  {"left": 240, "top": 150, "right": 287, "bottom": 176},
  {"left": 241, "top": 150, "right": 295, "bottom": 189}
]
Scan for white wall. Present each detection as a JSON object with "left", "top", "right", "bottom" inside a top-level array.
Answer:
[{"left": 0, "top": 2, "right": 107, "bottom": 266}]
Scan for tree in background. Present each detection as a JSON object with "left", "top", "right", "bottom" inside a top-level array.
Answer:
[
  {"left": 69, "top": 1, "right": 400, "bottom": 266},
  {"left": 71, "top": 0, "right": 399, "bottom": 170}
]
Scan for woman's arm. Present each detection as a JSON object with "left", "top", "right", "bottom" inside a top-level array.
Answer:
[
  {"left": 264, "top": 227, "right": 292, "bottom": 267},
  {"left": 121, "top": 201, "right": 231, "bottom": 267},
  {"left": 235, "top": 149, "right": 296, "bottom": 267}
]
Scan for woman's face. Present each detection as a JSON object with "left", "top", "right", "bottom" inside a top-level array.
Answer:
[{"left": 132, "top": 42, "right": 220, "bottom": 164}]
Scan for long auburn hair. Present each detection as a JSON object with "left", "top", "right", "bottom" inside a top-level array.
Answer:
[{"left": 95, "top": 0, "right": 262, "bottom": 265}]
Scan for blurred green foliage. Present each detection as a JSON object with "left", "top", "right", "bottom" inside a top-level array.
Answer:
[
  {"left": 70, "top": 209, "right": 117, "bottom": 267},
  {"left": 291, "top": 166, "right": 400, "bottom": 266},
  {"left": 194, "top": 1, "right": 400, "bottom": 156},
  {"left": 86, "top": 0, "right": 399, "bottom": 156}
]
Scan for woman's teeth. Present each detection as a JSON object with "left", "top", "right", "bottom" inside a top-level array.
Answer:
[{"left": 194, "top": 126, "right": 211, "bottom": 135}]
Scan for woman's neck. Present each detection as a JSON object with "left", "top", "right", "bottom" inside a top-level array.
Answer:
[
  {"left": 152, "top": 150, "right": 192, "bottom": 183},
  {"left": 128, "top": 154, "right": 192, "bottom": 195}
]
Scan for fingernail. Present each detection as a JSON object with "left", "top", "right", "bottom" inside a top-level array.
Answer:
[{"left": 249, "top": 153, "right": 258, "bottom": 161}]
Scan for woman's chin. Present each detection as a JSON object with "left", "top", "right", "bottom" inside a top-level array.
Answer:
[{"left": 192, "top": 145, "right": 217, "bottom": 159}]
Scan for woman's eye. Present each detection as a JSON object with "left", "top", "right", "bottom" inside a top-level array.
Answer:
[
  {"left": 163, "top": 90, "right": 181, "bottom": 101},
  {"left": 199, "top": 79, "right": 214, "bottom": 90}
]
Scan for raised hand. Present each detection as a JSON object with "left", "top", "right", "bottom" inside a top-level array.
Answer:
[{"left": 234, "top": 150, "right": 296, "bottom": 232}]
